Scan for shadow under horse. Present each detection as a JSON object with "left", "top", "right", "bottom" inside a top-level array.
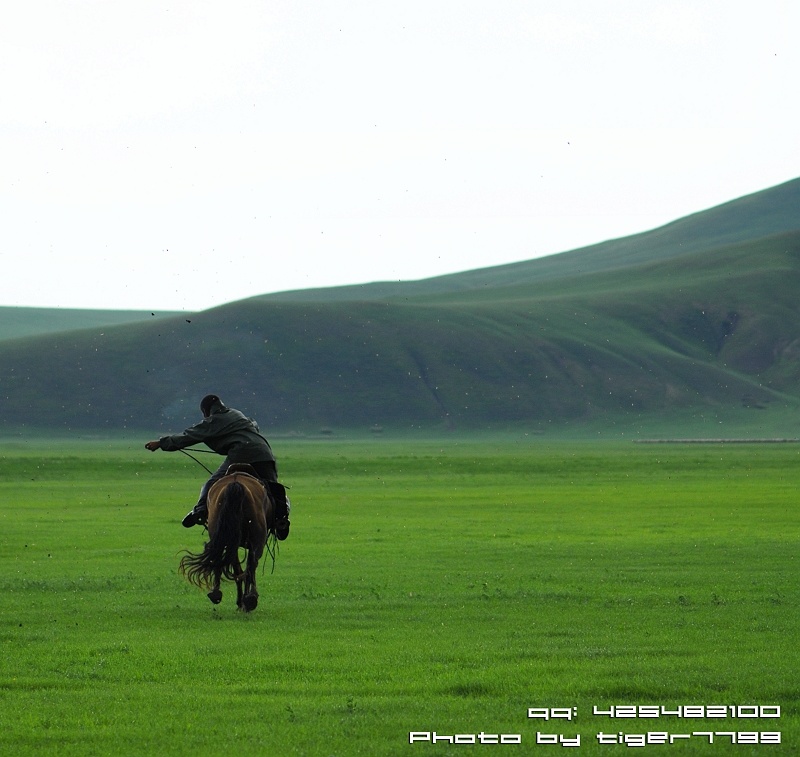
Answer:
[{"left": 179, "top": 464, "right": 272, "bottom": 612}]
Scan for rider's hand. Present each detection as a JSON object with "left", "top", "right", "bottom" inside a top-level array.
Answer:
[{"left": 145, "top": 440, "right": 161, "bottom": 451}]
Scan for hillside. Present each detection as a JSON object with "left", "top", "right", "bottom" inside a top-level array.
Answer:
[
  {"left": 0, "top": 307, "right": 183, "bottom": 342},
  {"left": 259, "top": 176, "right": 800, "bottom": 303},
  {"left": 1, "top": 178, "right": 799, "bottom": 437}
]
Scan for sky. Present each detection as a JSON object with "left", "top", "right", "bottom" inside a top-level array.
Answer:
[{"left": 1, "top": 1, "right": 798, "bottom": 312}]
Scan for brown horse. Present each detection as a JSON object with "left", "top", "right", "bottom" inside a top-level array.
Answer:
[{"left": 179, "top": 466, "right": 272, "bottom": 612}]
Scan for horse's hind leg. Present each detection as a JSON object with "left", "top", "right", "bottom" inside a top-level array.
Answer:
[
  {"left": 207, "top": 569, "right": 223, "bottom": 605},
  {"left": 240, "top": 550, "right": 260, "bottom": 613},
  {"left": 241, "top": 574, "right": 258, "bottom": 612}
]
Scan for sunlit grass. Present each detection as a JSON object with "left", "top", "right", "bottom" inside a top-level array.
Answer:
[{"left": 0, "top": 439, "right": 797, "bottom": 754}]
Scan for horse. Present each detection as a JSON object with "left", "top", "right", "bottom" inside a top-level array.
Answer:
[{"left": 179, "top": 465, "right": 272, "bottom": 612}]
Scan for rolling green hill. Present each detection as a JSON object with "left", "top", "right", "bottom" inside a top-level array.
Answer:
[
  {"left": 259, "top": 176, "right": 800, "bottom": 303},
  {"left": 0, "top": 307, "right": 183, "bottom": 342},
  {"left": 1, "top": 178, "right": 799, "bottom": 437}
]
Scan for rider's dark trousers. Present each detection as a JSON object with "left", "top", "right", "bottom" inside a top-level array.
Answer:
[{"left": 197, "top": 459, "right": 278, "bottom": 509}]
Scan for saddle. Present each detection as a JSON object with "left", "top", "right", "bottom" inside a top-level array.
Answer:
[{"left": 225, "top": 463, "right": 261, "bottom": 478}]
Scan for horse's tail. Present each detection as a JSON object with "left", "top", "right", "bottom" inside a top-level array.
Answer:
[{"left": 179, "top": 481, "right": 246, "bottom": 589}]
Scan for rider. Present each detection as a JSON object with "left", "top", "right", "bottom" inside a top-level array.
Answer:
[{"left": 145, "top": 394, "right": 290, "bottom": 539}]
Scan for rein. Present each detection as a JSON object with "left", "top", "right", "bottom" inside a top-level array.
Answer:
[
  {"left": 264, "top": 532, "right": 278, "bottom": 574},
  {"left": 178, "top": 447, "right": 216, "bottom": 475}
]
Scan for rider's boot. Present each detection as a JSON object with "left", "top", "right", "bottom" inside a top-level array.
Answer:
[
  {"left": 275, "top": 495, "right": 291, "bottom": 540},
  {"left": 182, "top": 501, "right": 208, "bottom": 528},
  {"left": 264, "top": 481, "right": 290, "bottom": 540}
]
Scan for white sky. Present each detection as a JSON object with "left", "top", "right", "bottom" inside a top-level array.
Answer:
[{"left": 1, "top": 1, "right": 797, "bottom": 312}]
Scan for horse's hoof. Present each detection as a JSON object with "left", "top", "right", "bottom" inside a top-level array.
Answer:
[
  {"left": 242, "top": 593, "right": 258, "bottom": 612},
  {"left": 207, "top": 589, "right": 223, "bottom": 604}
]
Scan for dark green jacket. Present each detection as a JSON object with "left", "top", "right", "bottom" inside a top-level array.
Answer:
[{"left": 159, "top": 406, "right": 275, "bottom": 464}]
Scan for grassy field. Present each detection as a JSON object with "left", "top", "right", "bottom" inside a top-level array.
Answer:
[{"left": 0, "top": 437, "right": 797, "bottom": 755}]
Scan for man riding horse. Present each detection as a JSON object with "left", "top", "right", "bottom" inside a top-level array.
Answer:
[{"left": 145, "top": 394, "right": 290, "bottom": 540}]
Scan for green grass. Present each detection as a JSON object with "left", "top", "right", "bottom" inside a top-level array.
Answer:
[{"left": 0, "top": 438, "right": 797, "bottom": 755}]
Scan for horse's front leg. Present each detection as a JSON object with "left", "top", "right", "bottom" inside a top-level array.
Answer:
[
  {"left": 233, "top": 553, "right": 246, "bottom": 610},
  {"left": 235, "top": 577, "right": 245, "bottom": 609}
]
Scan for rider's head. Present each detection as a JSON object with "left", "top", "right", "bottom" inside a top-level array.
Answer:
[{"left": 200, "top": 394, "right": 226, "bottom": 417}]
